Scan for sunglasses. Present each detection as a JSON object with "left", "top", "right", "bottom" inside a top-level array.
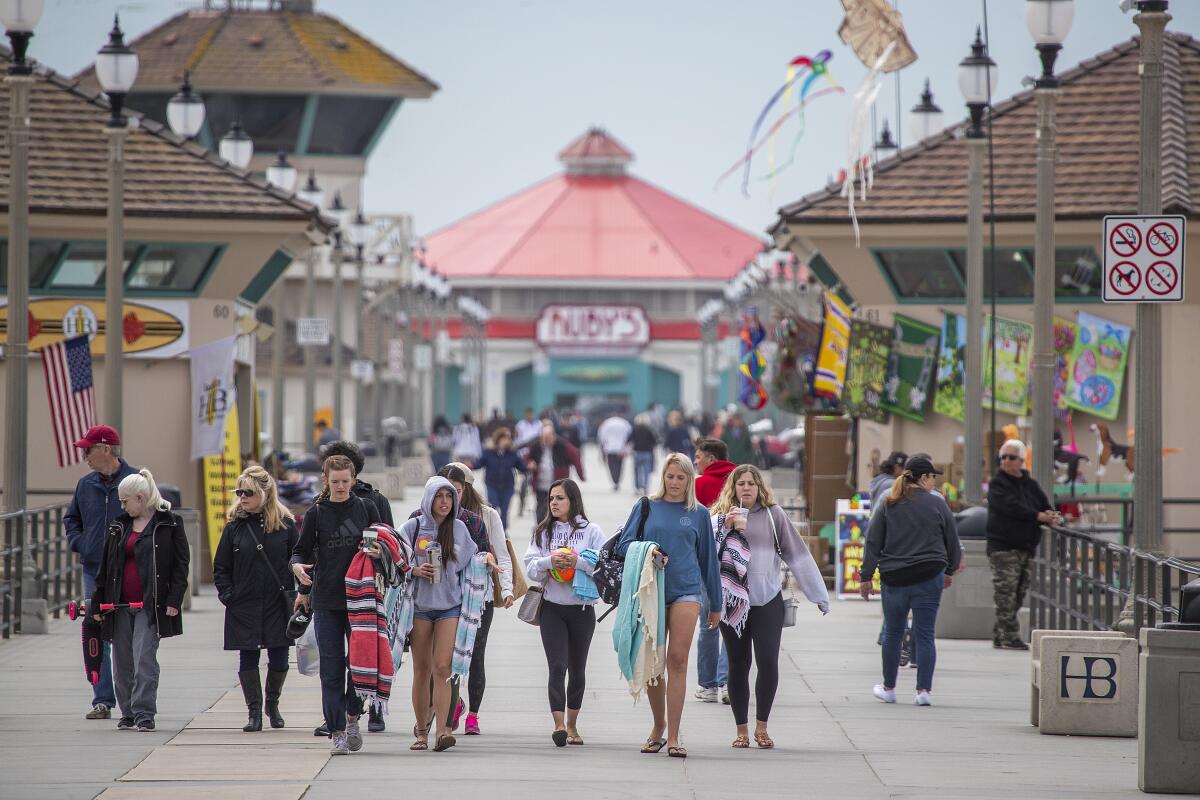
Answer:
[
  {"left": 233, "top": 489, "right": 256, "bottom": 498},
  {"left": 1000, "top": 454, "right": 1022, "bottom": 461}
]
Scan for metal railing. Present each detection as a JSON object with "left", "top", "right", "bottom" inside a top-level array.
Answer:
[
  {"left": 0, "top": 501, "right": 79, "bottom": 639},
  {"left": 1029, "top": 522, "right": 1200, "bottom": 635},
  {"left": 1052, "top": 496, "right": 1200, "bottom": 547}
]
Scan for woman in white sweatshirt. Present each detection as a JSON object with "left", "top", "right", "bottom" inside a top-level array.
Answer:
[
  {"left": 442, "top": 463, "right": 514, "bottom": 736},
  {"left": 523, "top": 478, "right": 606, "bottom": 747},
  {"left": 710, "top": 464, "right": 829, "bottom": 750}
]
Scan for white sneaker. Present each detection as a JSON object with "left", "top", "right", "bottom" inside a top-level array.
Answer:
[
  {"left": 330, "top": 731, "right": 350, "bottom": 755},
  {"left": 346, "top": 715, "right": 363, "bottom": 751},
  {"left": 720, "top": 686, "right": 730, "bottom": 705},
  {"left": 693, "top": 686, "right": 718, "bottom": 703},
  {"left": 872, "top": 684, "right": 896, "bottom": 704},
  {"left": 914, "top": 690, "right": 932, "bottom": 706}
]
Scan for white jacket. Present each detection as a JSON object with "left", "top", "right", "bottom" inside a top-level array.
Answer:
[
  {"left": 523, "top": 516, "right": 606, "bottom": 606},
  {"left": 479, "top": 504, "right": 514, "bottom": 599}
]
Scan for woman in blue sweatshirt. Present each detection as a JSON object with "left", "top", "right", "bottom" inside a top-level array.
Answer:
[{"left": 616, "top": 453, "right": 721, "bottom": 759}]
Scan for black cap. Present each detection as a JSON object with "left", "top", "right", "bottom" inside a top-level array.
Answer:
[
  {"left": 885, "top": 451, "right": 908, "bottom": 468},
  {"left": 904, "top": 454, "right": 944, "bottom": 477}
]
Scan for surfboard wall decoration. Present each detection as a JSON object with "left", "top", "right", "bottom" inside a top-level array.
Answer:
[{"left": 0, "top": 298, "right": 189, "bottom": 358}]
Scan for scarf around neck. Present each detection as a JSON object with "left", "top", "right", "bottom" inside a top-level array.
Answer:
[{"left": 716, "top": 513, "right": 751, "bottom": 635}]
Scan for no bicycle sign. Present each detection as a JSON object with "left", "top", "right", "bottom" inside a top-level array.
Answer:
[{"left": 1102, "top": 215, "right": 1186, "bottom": 302}]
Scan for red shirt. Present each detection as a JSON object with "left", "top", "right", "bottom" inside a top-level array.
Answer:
[
  {"left": 695, "top": 460, "right": 736, "bottom": 508},
  {"left": 120, "top": 528, "right": 144, "bottom": 604}
]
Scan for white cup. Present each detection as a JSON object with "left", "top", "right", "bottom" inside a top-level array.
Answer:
[{"left": 361, "top": 528, "right": 378, "bottom": 551}]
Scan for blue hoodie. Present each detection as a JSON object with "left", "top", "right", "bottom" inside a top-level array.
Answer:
[
  {"left": 615, "top": 498, "right": 721, "bottom": 614},
  {"left": 398, "top": 477, "right": 478, "bottom": 611},
  {"left": 65, "top": 458, "right": 139, "bottom": 574}
]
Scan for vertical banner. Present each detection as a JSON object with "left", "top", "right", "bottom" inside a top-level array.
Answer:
[
  {"left": 189, "top": 335, "right": 238, "bottom": 460},
  {"left": 771, "top": 315, "right": 823, "bottom": 413},
  {"left": 982, "top": 316, "right": 1034, "bottom": 416},
  {"left": 1065, "top": 312, "right": 1130, "bottom": 420},
  {"left": 201, "top": 404, "right": 242, "bottom": 560},
  {"left": 881, "top": 314, "right": 939, "bottom": 422},
  {"left": 933, "top": 312, "right": 967, "bottom": 421},
  {"left": 813, "top": 293, "right": 853, "bottom": 400},
  {"left": 1053, "top": 316, "right": 1078, "bottom": 419},
  {"left": 835, "top": 499, "right": 877, "bottom": 599},
  {"left": 843, "top": 320, "right": 893, "bottom": 423}
]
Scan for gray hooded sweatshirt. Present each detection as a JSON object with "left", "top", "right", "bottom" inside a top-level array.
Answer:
[
  {"left": 399, "top": 477, "right": 478, "bottom": 611},
  {"left": 861, "top": 488, "right": 962, "bottom": 586}
]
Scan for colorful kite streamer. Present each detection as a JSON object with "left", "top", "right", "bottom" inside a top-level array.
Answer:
[{"left": 738, "top": 308, "right": 768, "bottom": 411}]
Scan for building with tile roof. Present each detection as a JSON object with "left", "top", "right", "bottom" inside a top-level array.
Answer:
[
  {"left": 425, "top": 127, "right": 766, "bottom": 418},
  {"left": 768, "top": 32, "right": 1200, "bottom": 554}
]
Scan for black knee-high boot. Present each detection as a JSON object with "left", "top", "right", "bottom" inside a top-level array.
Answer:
[
  {"left": 265, "top": 669, "right": 287, "bottom": 729},
  {"left": 239, "top": 670, "right": 263, "bottom": 732}
]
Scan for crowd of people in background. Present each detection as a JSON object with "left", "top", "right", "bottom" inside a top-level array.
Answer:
[{"left": 66, "top": 398, "right": 1077, "bottom": 757}]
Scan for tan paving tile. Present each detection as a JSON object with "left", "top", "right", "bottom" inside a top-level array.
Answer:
[
  {"left": 98, "top": 783, "right": 310, "bottom": 800},
  {"left": 186, "top": 711, "right": 324, "bottom": 730},
  {"left": 170, "top": 727, "right": 330, "bottom": 746},
  {"left": 119, "top": 746, "right": 328, "bottom": 782}
]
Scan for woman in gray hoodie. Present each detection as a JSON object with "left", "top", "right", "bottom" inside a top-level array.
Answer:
[
  {"left": 860, "top": 455, "right": 962, "bottom": 707},
  {"left": 398, "top": 477, "right": 480, "bottom": 752},
  {"left": 710, "top": 465, "right": 829, "bottom": 749}
]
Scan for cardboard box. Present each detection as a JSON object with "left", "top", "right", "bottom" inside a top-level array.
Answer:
[{"left": 802, "top": 535, "right": 831, "bottom": 566}]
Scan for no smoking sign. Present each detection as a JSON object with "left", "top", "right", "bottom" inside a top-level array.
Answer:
[{"left": 1102, "top": 215, "right": 1186, "bottom": 302}]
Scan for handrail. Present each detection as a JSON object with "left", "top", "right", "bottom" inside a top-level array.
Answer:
[{"left": 0, "top": 501, "right": 79, "bottom": 640}]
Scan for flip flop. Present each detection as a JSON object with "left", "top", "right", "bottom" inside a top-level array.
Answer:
[
  {"left": 552, "top": 729, "right": 568, "bottom": 747},
  {"left": 641, "top": 738, "right": 667, "bottom": 754},
  {"left": 566, "top": 733, "right": 585, "bottom": 746},
  {"left": 433, "top": 733, "right": 456, "bottom": 752},
  {"left": 668, "top": 746, "right": 688, "bottom": 758}
]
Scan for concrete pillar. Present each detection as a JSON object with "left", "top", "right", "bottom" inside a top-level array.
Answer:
[{"left": 1138, "top": 626, "right": 1200, "bottom": 793}]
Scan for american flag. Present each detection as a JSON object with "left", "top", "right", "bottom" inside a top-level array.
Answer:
[{"left": 41, "top": 335, "right": 96, "bottom": 467}]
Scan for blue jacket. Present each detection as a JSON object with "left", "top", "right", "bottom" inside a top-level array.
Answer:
[
  {"left": 64, "top": 459, "right": 139, "bottom": 574},
  {"left": 476, "top": 448, "right": 525, "bottom": 492},
  {"left": 615, "top": 499, "right": 721, "bottom": 614}
]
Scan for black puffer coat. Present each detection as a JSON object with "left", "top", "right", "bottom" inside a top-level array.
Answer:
[
  {"left": 91, "top": 509, "right": 189, "bottom": 639},
  {"left": 213, "top": 514, "right": 299, "bottom": 650}
]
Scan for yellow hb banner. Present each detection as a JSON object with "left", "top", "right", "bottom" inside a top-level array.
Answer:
[{"left": 201, "top": 404, "right": 242, "bottom": 560}]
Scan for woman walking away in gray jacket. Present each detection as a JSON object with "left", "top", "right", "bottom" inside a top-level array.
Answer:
[
  {"left": 859, "top": 455, "right": 962, "bottom": 707},
  {"left": 710, "top": 465, "right": 829, "bottom": 749}
]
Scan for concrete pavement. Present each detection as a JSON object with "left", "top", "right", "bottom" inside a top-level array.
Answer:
[{"left": 0, "top": 447, "right": 1153, "bottom": 799}]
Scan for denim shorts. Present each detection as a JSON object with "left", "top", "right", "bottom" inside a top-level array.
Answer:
[
  {"left": 413, "top": 607, "right": 461, "bottom": 623},
  {"left": 670, "top": 594, "right": 704, "bottom": 606}
]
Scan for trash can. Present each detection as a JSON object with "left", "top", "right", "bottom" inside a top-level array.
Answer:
[{"left": 174, "top": 508, "right": 202, "bottom": 610}]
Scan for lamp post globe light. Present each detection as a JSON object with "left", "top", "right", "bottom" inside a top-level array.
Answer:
[
  {"left": 297, "top": 169, "right": 324, "bottom": 209},
  {"left": 266, "top": 151, "right": 297, "bottom": 192},
  {"left": 96, "top": 14, "right": 138, "bottom": 434},
  {"left": 875, "top": 117, "right": 898, "bottom": 159},
  {"left": 219, "top": 121, "right": 253, "bottom": 170},
  {"left": 959, "top": 28, "right": 999, "bottom": 136},
  {"left": 1027, "top": 0, "right": 1074, "bottom": 496},
  {"left": 0, "top": 0, "right": 43, "bottom": 73},
  {"left": 908, "top": 79, "right": 944, "bottom": 143},
  {"left": 166, "top": 71, "right": 205, "bottom": 138}
]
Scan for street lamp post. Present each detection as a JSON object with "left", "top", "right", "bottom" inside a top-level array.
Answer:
[
  {"left": 908, "top": 79, "right": 944, "bottom": 143},
  {"left": 95, "top": 15, "right": 138, "bottom": 433},
  {"left": 297, "top": 171, "right": 324, "bottom": 450},
  {"left": 959, "top": 28, "right": 998, "bottom": 504},
  {"left": 328, "top": 192, "right": 351, "bottom": 434},
  {"left": 1132, "top": 0, "right": 1169, "bottom": 553},
  {"left": 166, "top": 71, "right": 205, "bottom": 139},
  {"left": 1027, "top": 0, "right": 1075, "bottom": 494},
  {"left": 348, "top": 209, "right": 372, "bottom": 440}
]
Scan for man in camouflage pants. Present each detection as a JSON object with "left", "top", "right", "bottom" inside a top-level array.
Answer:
[{"left": 985, "top": 439, "right": 1061, "bottom": 649}]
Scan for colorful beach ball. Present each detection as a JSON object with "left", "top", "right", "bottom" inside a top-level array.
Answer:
[{"left": 549, "top": 547, "right": 576, "bottom": 583}]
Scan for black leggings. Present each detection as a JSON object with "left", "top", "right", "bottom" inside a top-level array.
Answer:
[
  {"left": 539, "top": 601, "right": 596, "bottom": 712},
  {"left": 719, "top": 592, "right": 785, "bottom": 726},
  {"left": 239, "top": 646, "right": 289, "bottom": 673},
  {"left": 467, "top": 602, "right": 495, "bottom": 713}
]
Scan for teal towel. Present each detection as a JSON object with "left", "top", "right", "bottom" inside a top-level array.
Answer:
[
  {"left": 612, "top": 541, "right": 662, "bottom": 682},
  {"left": 572, "top": 549, "right": 600, "bottom": 601}
]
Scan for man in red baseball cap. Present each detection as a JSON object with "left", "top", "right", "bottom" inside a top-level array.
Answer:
[{"left": 65, "top": 425, "right": 138, "bottom": 720}]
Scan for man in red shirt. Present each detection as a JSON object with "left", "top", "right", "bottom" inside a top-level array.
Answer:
[{"left": 694, "top": 438, "right": 736, "bottom": 509}]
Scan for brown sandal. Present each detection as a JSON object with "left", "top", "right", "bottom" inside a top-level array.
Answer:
[
  {"left": 566, "top": 733, "right": 584, "bottom": 745},
  {"left": 641, "top": 738, "right": 667, "bottom": 753},
  {"left": 410, "top": 727, "right": 429, "bottom": 751},
  {"left": 668, "top": 746, "right": 688, "bottom": 758},
  {"left": 732, "top": 734, "right": 750, "bottom": 748},
  {"left": 754, "top": 731, "right": 774, "bottom": 749},
  {"left": 433, "top": 733, "right": 456, "bottom": 752}
]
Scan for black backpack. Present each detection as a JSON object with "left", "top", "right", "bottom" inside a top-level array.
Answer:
[{"left": 595, "top": 497, "right": 650, "bottom": 620}]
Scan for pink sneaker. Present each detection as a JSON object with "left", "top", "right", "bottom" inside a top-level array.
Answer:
[
  {"left": 465, "top": 713, "right": 480, "bottom": 735},
  {"left": 451, "top": 699, "right": 465, "bottom": 732}
]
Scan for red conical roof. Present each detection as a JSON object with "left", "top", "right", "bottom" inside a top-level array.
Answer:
[{"left": 425, "top": 129, "right": 763, "bottom": 281}]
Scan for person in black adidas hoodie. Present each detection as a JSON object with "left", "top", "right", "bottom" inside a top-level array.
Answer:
[{"left": 291, "top": 454, "right": 383, "bottom": 756}]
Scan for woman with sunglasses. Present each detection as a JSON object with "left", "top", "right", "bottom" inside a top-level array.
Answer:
[
  {"left": 214, "top": 466, "right": 299, "bottom": 732},
  {"left": 859, "top": 455, "right": 962, "bottom": 707}
]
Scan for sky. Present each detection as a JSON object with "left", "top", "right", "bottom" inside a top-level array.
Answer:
[{"left": 32, "top": 0, "right": 1200, "bottom": 242}]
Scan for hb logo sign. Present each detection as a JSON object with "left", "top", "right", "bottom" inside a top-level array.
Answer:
[{"left": 1059, "top": 654, "right": 1119, "bottom": 701}]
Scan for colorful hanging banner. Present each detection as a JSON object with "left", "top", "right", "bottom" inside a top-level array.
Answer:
[
  {"left": 1053, "top": 316, "right": 1078, "bottom": 419},
  {"left": 813, "top": 293, "right": 852, "bottom": 399},
  {"left": 738, "top": 307, "right": 768, "bottom": 410},
  {"left": 982, "top": 316, "right": 1034, "bottom": 416},
  {"left": 881, "top": 314, "right": 939, "bottom": 422},
  {"left": 933, "top": 312, "right": 967, "bottom": 422},
  {"left": 771, "top": 314, "right": 823, "bottom": 413},
  {"left": 1065, "top": 312, "right": 1130, "bottom": 421},
  {"left": 843, "top": 320, "right": 892, "bottom": 422}
]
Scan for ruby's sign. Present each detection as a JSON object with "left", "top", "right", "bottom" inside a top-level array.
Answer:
[{"left": 535, "top": 305, "right": 650, "bottom": 355}]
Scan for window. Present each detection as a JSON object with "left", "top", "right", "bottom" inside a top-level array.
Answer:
[
  {"left": 128, "top": 244, "right": 221, "bottom": 292},
  {"left": 307, "top": 97, "right": 395, "bottom": 156},
  {"left": 947, "top": 248, "right": 1034, "bottom": 299},
  {"left": 0, "top": 240, "right": 66, "bottom": 289},
  {"left": 1052, "top": 246, "right": 1102, "bottom": 299},
  {"left": 874, "top": 249, "right": 963, "bottom": 299},
  {"left": 204, "top": 93, "right": 307, "bottom": 154},
  {"left": 49, "top": 242, "right": 138, "bottom": 288}
]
